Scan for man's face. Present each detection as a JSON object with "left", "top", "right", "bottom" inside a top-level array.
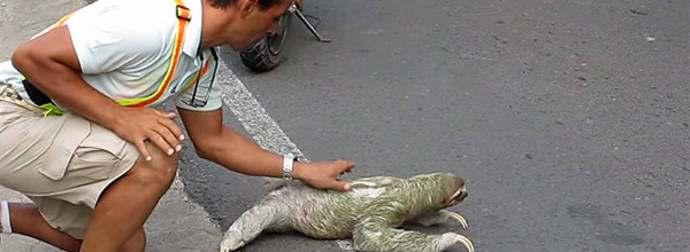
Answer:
[{"left": 234, "top": 0, "right": 292, "bottom": 51}]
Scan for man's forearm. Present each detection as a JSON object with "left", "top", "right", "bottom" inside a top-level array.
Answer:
[{"left": 198, "top": 126, "right": 304, "bottom": 179}]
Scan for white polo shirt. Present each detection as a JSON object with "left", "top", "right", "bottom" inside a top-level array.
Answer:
[{"left": 0, "top": 0, "right": 222, "bottom": 112}]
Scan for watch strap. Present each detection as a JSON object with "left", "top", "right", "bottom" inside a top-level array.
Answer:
[{"left": 282, "top": 153, "right": 295, "bottom": 181}]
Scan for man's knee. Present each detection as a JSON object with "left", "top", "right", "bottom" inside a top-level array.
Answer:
[{"left": 128, "top": 144, "right": 179, "bottom": 189}]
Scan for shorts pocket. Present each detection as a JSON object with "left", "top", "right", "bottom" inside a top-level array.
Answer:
[
  {"left": 67, "top": 124, "right": 128, "bottom": 181},
  {"left": 37, "top": 114, "right": 91, "bottom": 181}
]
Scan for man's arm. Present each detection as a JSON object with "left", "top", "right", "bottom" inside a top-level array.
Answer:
[
  {"left": 11, "top": 26, "right": 183, "bottom": 160},
  {"left": 178, "top": 107, "right": 353, "bottom": 191}
]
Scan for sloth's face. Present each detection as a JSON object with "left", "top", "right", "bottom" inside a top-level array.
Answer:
[
  {"left": 408, "top": 173, "right": 468, "bottom": 209},
  {"left": 444, "top": 176, "right": 467, "bottom": 207}
]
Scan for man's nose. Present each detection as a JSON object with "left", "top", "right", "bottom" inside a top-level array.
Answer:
[{"left": 267, "top": 23, "right": 278, "bottom": 36}]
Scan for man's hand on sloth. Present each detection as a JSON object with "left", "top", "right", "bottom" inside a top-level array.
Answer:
[{"left": 294, "top": 159, "right": 355, "bottom": 191}]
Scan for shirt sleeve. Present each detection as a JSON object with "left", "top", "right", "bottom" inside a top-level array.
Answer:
[
  {"left": 175, "top": 51, "right": 222, "bottom": 112},
  {"left": 64, "top": 3, "right": 168, "bottom": 74}
]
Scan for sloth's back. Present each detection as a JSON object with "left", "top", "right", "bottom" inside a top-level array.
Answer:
[{"left": 278, "top": 177, "right": 405, "bottom": 239}]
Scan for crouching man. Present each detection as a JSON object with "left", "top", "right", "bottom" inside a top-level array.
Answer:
[{"left": 0, "top": 0, "right": 353, "bottom": 251}]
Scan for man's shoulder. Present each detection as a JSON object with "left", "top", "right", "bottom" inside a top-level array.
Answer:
[
  {"left": 74, "top": 0, "right": 180, "bottom": 29},
  {"left": 67, "top": 0, "right": 182, "bottom": 48}
]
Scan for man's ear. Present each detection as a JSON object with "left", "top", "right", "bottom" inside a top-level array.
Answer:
[{"left": 238, "top": 0, "right": 258, "bottom": 17}]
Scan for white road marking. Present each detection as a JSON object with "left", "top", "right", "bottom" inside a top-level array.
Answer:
[{"left": 216, "top": 58, "right": 354, "bottom": 251}]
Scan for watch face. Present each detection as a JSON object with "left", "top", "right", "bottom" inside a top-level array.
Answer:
[{"left": 282, "top": 170, "right": 293, "bottom": 181}]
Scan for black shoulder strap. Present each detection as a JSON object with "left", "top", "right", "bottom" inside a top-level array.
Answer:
[{"left": 22, "top": 79, "right": 52, "bottom": 106}]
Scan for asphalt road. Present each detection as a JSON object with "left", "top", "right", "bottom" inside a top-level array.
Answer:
[{"left": 178, "top": 0, "right": 689, "bottom": 251}]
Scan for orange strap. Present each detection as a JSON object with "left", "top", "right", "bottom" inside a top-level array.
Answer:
[{"left": 54, "top": 12, "right": 75, "bottom": 28}]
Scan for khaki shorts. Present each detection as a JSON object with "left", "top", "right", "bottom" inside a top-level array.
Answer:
[{"left": 0, "top": 92, "right": 139, "bottom": 239}]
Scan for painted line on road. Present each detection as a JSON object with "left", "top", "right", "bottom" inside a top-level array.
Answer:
[
  {"left": 216, "top": 58, "right": 354, "bottom": 251},
  {"left": 216, "top": 59, "right": 306, "bottom": 160}
]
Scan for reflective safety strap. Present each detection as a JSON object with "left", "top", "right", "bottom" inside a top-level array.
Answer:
[
  {"left": 40, "top": 103, "right": 65, "bottom": 116},
  {"left": 117, "top": 0, "right": 192, "bottom": 107},
  {"left": 53, "top": 12, "right": 75, "bottom": 28}
]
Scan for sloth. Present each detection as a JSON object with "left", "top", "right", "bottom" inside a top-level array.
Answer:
[{"left": 220, "top": 172, "right": 474, "bottom": 252}]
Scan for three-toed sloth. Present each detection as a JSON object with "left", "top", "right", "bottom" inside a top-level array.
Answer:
[{"left": 220, "top": 172, "right": 474, "bottom": 252}]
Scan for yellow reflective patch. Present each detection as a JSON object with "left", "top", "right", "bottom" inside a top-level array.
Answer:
[{"left": 40, "top": 103, "right": 65, "bottom": 117}]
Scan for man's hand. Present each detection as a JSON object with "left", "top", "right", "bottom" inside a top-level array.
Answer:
[
  {"left": 112, "top": 107, "right": 184, "bottom": 161},
  {"left": 293, "top": 160, "right": 355, "bottom": 191}
]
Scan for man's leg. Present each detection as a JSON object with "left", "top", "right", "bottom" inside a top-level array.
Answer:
[
  {"left": 9, "top": 203, "right": 145, "bottom": 252},
  {"left": 8, "top": 202, "right": 82, "bottom": 252},
  {"left": 80, "top": 142, "right": 178, "bottom": 252},
  {"left": 119, "top": 228, "right": 146, "bottom": 252}
]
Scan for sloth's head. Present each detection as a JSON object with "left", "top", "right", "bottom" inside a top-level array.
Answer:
[
  {"left": 407, "top": 172, "right": 468, "bottom": 210},
  {"left": 445, "top": 174, "right": 468, "bottom": 207}
]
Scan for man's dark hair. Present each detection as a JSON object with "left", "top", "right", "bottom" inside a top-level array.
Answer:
[{"left": 210, "top": 0, "right": 286, "bottom": 10}]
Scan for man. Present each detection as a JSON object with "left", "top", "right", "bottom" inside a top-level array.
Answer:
[{"left": 0, "top": 0, "right": 354, "bottom": 251}]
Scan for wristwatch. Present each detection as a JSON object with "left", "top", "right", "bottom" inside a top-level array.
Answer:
[{"left": 282, "top": 153, "right": 296, "bottom": 181}]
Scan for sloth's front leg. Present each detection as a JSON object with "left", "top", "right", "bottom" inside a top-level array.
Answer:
[
  {"left": 437, "top": 232, "right": 475, "bottom": 252},
  {"left": 352, "top": 200, "right": 474, "bottom": 252},
  {"left": 409, "top": 210, "right": 469, "bottom": 230}
]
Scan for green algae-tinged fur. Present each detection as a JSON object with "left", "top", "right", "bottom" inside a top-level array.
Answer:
[{"left": 220, "top": 172, "right": 474, "bottom": 252}]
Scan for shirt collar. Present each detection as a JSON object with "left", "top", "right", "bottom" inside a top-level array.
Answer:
[{"left": 181, "top": 0, "right": 203, "bottom": 57}]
